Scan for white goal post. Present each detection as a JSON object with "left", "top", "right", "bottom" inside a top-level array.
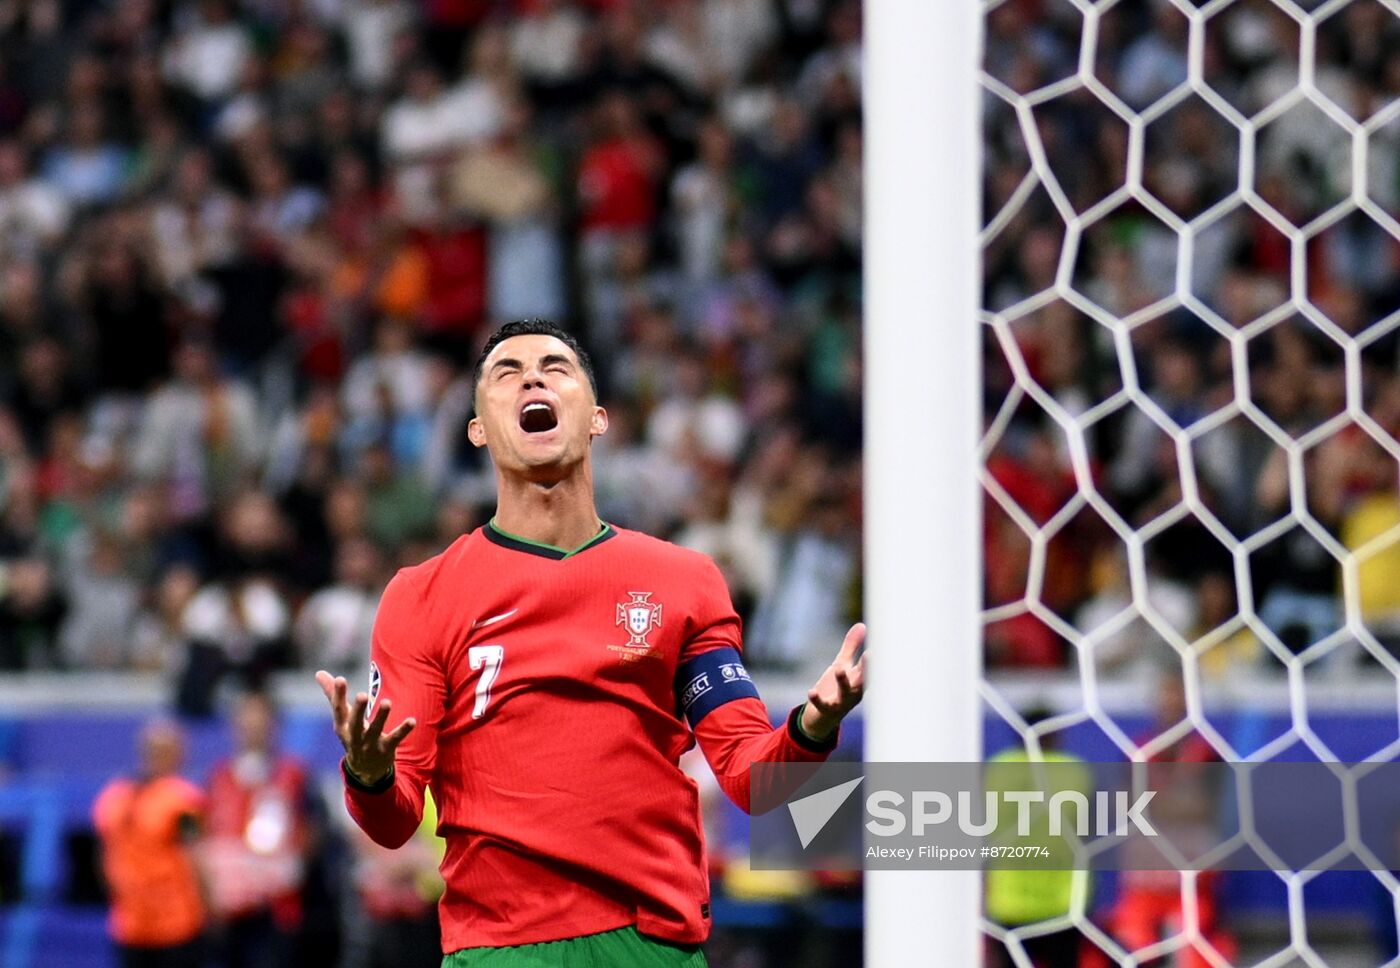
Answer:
[{"left": 864, "top": 3, "right": 984, "bottom": 967}]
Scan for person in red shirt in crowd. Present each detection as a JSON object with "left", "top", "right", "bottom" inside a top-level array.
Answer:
[
  {"left": 577, "top": 91, "right": 664, "bottom": 236},
  {"left": 204, "top": 691, "right": 315, "bottom": 968},
  {"left": 576, "top": 92, "right": 665, "bottom": 344},
  {"left": 984, "top": 426, "right": 1081, "bottom": 667},
  {"left": 316, "top": 319, "right": 867, "bottom": 966},
  {"left": 415, "top": 216, "right": 488, "bottom": 355},
  {"left": 93, "top": 720, "right": 208, "bottom": 968},
  {"left": 1105, "top": 674, "right": 1237, "bottom": 968}
]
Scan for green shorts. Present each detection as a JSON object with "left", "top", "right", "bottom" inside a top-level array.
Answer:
[{"left": 442, "top": 926, "right": 707, "bottom": 968}]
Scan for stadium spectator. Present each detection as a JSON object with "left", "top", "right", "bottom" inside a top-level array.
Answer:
[
  {"left": 0, "top": 554, "right": 65, "bottom": 670},
  {"left": 175, "top": 502, "right": 294, "bottom": 714},
  {"left": 984, "top": 709, "right": 1091, "bottom": 968},
  {"left": 92, "top": 720, "right": 208, "bottom": 968},
  {"left": 203, "top": 692, "right": 316, "bottom": 968},
  {"left": 294, "top": 536, "right": 385, "bottom": 678},
  {"left": 0, "top": 139, "right": 68, "bottom": 255},
  {"left": 1191, "top": 571, "right": 1260, "bottom": 677},
  {"left": 675, "top": 475, "right": 780, "bottom": 627},
  {"left": 449, "top": 95, "right": 566, "bottom": 323},
  {"left": 131, "top": 562, "right": 203, "bottom": 675},
  {"left": 131, "top": 340, "right": 261, "bottom": 522},
  {"left": 1073, "top": 545, "right": 1195, "bottom": 676},
  {"left": 40, "top": 101, "right": 130, "bottom": 209},
  {"left": 1105, "top": 675, "right": 1236, "bottom": 968},
  {"left": 748, "top": 482, "right": 857, "bottom": 673},
  {"left": 1251, "top": 445, "right": 1345, "bottom": 656},
  {"left": 162, "top": 0, "right": 252, "bottom": 104},
  {"left": 58, "top": 528, "right": 144, "bottom": 668},
  {"left": 343, "top": 790, "right": 444, "bottom": 968}
]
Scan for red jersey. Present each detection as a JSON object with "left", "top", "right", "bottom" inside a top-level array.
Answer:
[{"left": 343, "top": 522, "right": 837, "bottom": 952}]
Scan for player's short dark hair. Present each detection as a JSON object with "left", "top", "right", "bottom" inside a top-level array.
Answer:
[{"left": 472, "top": 319, "right": 598, "bottom": 400}]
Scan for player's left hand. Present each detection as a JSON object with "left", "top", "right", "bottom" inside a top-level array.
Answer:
[{"left": 801, "top": 621, "right": 866, "bottom": 742}]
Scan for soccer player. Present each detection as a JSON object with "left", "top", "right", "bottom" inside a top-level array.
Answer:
[{"left": 316, "top": 319, "right": 866, "bottom": 966}]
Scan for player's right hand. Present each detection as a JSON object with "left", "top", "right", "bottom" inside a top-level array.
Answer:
[{"left": 315, "top": 670, "right": 415, "bottom": 787}]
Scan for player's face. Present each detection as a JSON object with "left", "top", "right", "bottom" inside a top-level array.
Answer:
[{"left": 469, "top": 334, "right": 607, "bottom": 480}]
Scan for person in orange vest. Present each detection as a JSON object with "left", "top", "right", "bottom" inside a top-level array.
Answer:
[
  {"left": 93, "top": 719, "right": 208, "bottom": 968},
  {"left": 203, "top": 690, "right": 314, "bottom": 968}
]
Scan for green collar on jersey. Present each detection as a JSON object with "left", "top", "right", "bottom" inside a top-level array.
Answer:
[{"left": 484, "top": 518, "right": 616, "bottom": 560}]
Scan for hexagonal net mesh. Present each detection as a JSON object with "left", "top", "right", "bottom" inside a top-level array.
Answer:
[{"left": 980, "top": 0, "right": 1400, "bottom": 964}]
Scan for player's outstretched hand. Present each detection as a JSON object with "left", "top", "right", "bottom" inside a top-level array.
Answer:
[
  {"left": 315, "top": 670, "right": 415, "bottom": 787},
  {"left": 801, "top": 621, "right": 866, "bottom": 742}
]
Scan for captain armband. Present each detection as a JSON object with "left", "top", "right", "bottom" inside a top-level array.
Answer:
[{"left": 676, "top": 647, "right": 761, "bottom": 728}]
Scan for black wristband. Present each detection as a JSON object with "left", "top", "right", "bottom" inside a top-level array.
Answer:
[
  {"left": 787, "top": 703, "right": 839, "bottom": 753},
  {"left": 342, "top": 758, "right": 395, "bottom": 794}
]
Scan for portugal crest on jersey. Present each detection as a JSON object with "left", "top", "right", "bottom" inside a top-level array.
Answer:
[{"left": 617, "top": 592, "right": 662, "bottom": 647}]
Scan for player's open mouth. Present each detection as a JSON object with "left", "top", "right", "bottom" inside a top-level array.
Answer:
[{"left": 519, "top": 401, "right": 559, "bottom": 434}]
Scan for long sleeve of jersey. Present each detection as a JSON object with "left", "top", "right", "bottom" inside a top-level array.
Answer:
[
  {"left": 681, "top": 560, "right": 839, "bottom": 814},
  {"left": 693, "top": 698, "right": 837, "bottom": 813},
  {"left": 343, "top": 570, "right": 446, "bottom": 848}
]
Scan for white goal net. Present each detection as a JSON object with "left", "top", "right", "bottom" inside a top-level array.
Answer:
[{"left": 979, "top": 0, "right": 1400, "bottom": 965}]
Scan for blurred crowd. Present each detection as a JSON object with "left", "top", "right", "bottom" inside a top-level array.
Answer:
[
  {"left": 95, "top": 692, "right": 445, "bottom": 968},
  {"left": 0, "top": 0, "right": 864, "bottom": 695},
  {"left": 982, "top": 0, "right": 1400, "bottom": 676}
]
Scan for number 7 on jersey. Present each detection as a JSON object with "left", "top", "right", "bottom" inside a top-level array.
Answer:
[{"left": 468, "top": 645, "right": 504, "bottom": 719}]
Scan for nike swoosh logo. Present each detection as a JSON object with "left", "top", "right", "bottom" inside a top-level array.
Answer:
[{"left": 472, "top": 609, "right": 518, "bottom": 630}]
